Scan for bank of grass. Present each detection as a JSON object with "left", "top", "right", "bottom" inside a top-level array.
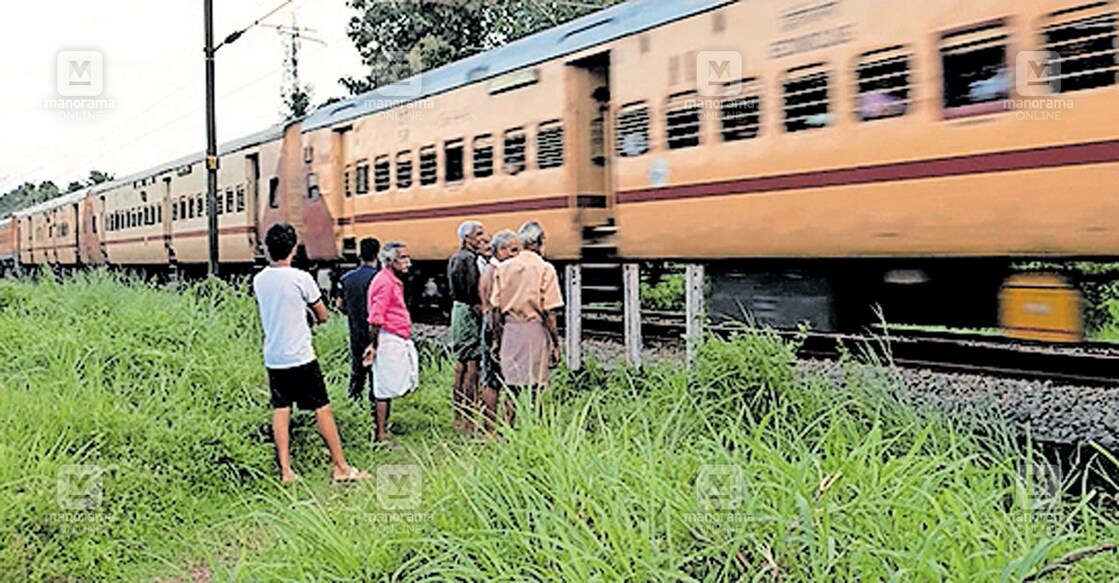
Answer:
[{"left": 2, "top": 271, "right": 1119, "bottom": 580}]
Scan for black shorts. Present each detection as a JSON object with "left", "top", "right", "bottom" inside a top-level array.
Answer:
[{"left": 267, "top": 360, "right": 330, "bottom": 411}]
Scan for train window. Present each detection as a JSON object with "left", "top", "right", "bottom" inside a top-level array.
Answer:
[
  {"left": 445, "top": 140, "right": 465, "bottom": 183},
  {"left": 374, "top": 155, "right": 391, "bottom": 192},
  {"left": 180, "top": 198, "right": 187, "bottom": 220},
  {"left": 268, "top": 177, "right": 280, "bottom": 208},
  {"left": 236, "top": 185, "right": 245, "bottom": 212},
  {"left": 1044, "top": 10, "right": 1117, "bottom": 93},
  {"left": 156, "top": 205, "right": 161, "bottom": 223},
  {"left": 420, "top": 146, "right": 438, "bottom": 186},
  {"left": 144, "top": 206, "right": 151, "bottom": 225},
  {"left": 396, "top": 151, "right": 414, "bottom": 189},
  {"left": 719, "top": 78, "right": 761, "bottom": 141},
  {"left": 225, "top": 188, "right": 234, "bottom": 214},
  {"left": 216, "top": 192, "right": 224, "bottom": 216},
  {"left": 355, "top": 162, "right": 370, "bottom": 195},
  {"left": 940, "top": 22, "right": 1009, "bottom": 117},
  {"left": 666, "top": 92, "right": 702, "bottom": 149},
  {"left": 616, "top": 102, "right": 650, "bottom": 157},
  {"left": 502, "top": 129, "right": 527, "bottom": 175},
  {"left": 343, "top": 167, "right": 352, "bottom": 198},
  {"left": 307, "top": 173, "right": 320, "bottom": 200},
  {"left": 857, "top": 50, "right": 911, "bottom": 121},
  {"left": 784, "top": 65, "right": 832, "bottom": 132},
  {"left": 172, "top": 202, "right": 178, "bottom": 221},
  {"left": 473, "top": 135, "right": 494, "bottom": 178},
  {"left": 92, "top": 216, "right": 97, "bottom": 234},
  {"left": 536, "top": 121, "right": 564, "bottom": 169},
  {"left": 196, "top": 194, "right": 204, "bottom": 218},
  {"left": 188, "top": 198, "right": 196, "bottom": 219}
]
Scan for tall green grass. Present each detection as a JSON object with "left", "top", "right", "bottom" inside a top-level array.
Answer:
[{"left": 2, "top": 272, "right": 1118, "bottom": 580}]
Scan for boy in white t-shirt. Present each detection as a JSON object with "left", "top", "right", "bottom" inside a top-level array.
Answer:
[{"left": 253, "top": 223, "right": 368, "bottom": 484}]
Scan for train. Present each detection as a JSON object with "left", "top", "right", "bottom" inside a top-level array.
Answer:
[{"left": 4, "top": 0, "right": 1117, "bottom": 340}]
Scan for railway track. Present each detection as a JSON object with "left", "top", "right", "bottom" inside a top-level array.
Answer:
[{"left": 574, "top": 307, "right": 1119, "bottom": 387}]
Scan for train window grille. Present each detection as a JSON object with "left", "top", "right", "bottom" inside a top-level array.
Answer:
[
  {"left": 420, "top": 146, "right": 438, "bottom": 186},
  {"left": 503, "top": 129, "right": 527, "bottom": 175},
  {"left": 236, "top": 185, "right": 245, "bottom": 212},
  {"left": 355, "top": 162, "right": 370, "bottom": 195},
  {"left": 144, "top": 206, "right": 151, "bottom": 225},
  {"left": 1044, "top": 11, "right": 1117, "bottom": 93},
  {"left": 940, "top": 23, "right": 1010, "bottom": 115},
  {"left": 473, "top": 135, "right": 494, "bottom": 178},
  {"left": 180, "top": 198, "right": 188, "bottom": 220},
  {"left": 307, "top": 173, "right": 321, "bottom": 200},
  {"left": 616, "top": 103, "right": 650, "bottom": 157},
  {"left": 666, "top": 92, "right": 702, "bottom": 149},
  {"left": 343, "top": 168, "right": 352, "bottom": 198},
  {"left": 172, "top": 202, "right": 178, "bottom": 221},
  {"left": 536, "top": 122, "right": 564, "bottom": 169},
  {"left": 156, "top": 205, "right": 161, "bottom": 224},
  {"left": 396, "top": 152, "right": 414, "bottom": 189},
  {"left": 374, "top": 156, "right": 391, "bottom": 193},
  {"left": 445, "top": 140, "right": 465, "bottom": 183},
  {"left": 856, "top": 51, "right": 911, "bottom": 121},
  {"left": 719, "top": 78, "right": 761, "bottom": 141},
  {"left": 225, "top": 188, "right": 234, "bottom": 214},
  {"left": 784, "top": 66, "right": 832, "bottom": 132},
  {"left": 269, "top": 178, "right": 280, "bottom": 208},
  {"left": 188, "top": 198, "right": 195, "bottom": 219},
  {"left": 197, "top": 194, "right": 204, "bottom": 218},
  {"left": 216, "top": 192, "right": 224, "bottom": 216}
]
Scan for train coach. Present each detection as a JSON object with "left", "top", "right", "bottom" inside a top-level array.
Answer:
[{"left": 6, "top": 0, "right": 1118, "bottom": 340}]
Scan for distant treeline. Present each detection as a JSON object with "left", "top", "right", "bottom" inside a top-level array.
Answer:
[{"left": 0, "top": 170, "right": 113, "bottom": 219}]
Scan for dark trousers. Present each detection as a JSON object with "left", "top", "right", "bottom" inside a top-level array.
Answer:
[{"left": 349, "top": 343, "right": 373, "bottom": 401}]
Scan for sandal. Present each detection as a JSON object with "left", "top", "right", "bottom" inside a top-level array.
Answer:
[{"left": 333, "top": 466, "right": 371, "bottom": 483}]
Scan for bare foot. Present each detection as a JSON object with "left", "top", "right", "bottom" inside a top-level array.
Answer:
[{"left": 281, "top": 469, "right": 298, "bottom": 483}]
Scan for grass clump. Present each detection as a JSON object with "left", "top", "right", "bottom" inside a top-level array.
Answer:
[{"left": 3, "top": 272, "right": 1119, "bottom": 581}]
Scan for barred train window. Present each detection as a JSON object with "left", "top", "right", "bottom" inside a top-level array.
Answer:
[
  {"left": 268, "top": 177, "right": 280, "bottom": 208},
  {"left": 473, "top": 135, "right": 494, "bottom": 178},
  {"left": 419, "top": 146, "right": 438, "bottom": 186},
  {"left": 857, "top": 49, "right": 911, "bottom": 121},
  {"left": 172, "top": 201, "right": 178, "bottom": 221},
  {"left": 236, "top": 185, "right": 245, "bottom": 212},
  {"left": 216, "top": 191, "right": 224, "bottom": 215},
  {"left": 374, "top": 155, "right": 391, "bottom": 193},
  {"left": 180, "top": 198, "right": 187, "bottom": 220},
  {"left": 536, "top": 121, "right": 564, "bottom": 169},
  {"left": 720, "top": 78, "right": 761, "bottom": 141},
  {"left": 396, "top": 151, "right": 413, "bottom": 189},
  {"left": 665, "top": 92, "right": 701, "bottom": 149},
  {"left": 503, "top": 129, "right": 527, "bottom": 175},
  {"left": 615, "top": 102, "right": 650, "bottom": 157},
  {"left": 343, "top": 168, "right": 352, "bottom": 198},
  {"left": 225, "top": 188, "right": 234, "bottom": 214},
  {"left": 445, "top": 139, "right": 465, "bottom": 182},
  {"left": 941, "top": 22, "right": 1009, "bottom": 116},
  {"left": 784, "top": 65, "right": 831, "bottom": 133},
  {"left": 355, "top": 162, "right": 370, "bottom": 195},
  {"left": 307, "top": 173, "right": 320, "bottom": 200},
  {"left": 1044, "top": 10, "right": 1117, "bottom": 93}
]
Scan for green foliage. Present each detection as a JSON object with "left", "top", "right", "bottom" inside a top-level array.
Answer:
[
  {"left": 0, "top": 170, "right": 113, "bottom": 218},
  {"left": 642, "top": 272, "right": 685, "bottom": 312},
  {"left": 4, "top": 273, "right": 1119, "bottom": 580},
  {"left": 342, "top": 0, "right": 623, "bottom": 95}
]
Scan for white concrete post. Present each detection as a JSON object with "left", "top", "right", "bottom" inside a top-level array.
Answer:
[
  {"left": 564, "top": 264, "right": 582, "bottom": 371},
  {"left": 685, "top": 264, "right": 705, "bottom": 365},
  {"left": 623, "top": 263, "right": 642, "bottom": 368}
]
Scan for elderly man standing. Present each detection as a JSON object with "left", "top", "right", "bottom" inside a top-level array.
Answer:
[
  {"left": 490, "top": 221, "right": 563, "bottom": 425},
  {"left": 447, "top": 220, "right": 485, "bottom": 432},
  {"left": 479, "top": 229, "right": 520, "bottom": 435},
  {"left": 364, "top": 241, "right": 418, "bottom": 447}
]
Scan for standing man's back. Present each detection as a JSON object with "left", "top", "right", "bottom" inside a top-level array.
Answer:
[{"left": 340, "top": 238, "right": 381, "bottom": 402}]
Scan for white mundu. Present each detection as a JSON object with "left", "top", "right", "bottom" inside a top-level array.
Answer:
[
  {"left": 253, "top": 266, "right": 321, "bottom": 369},
  {"left": 372, "top": 331, "right": 418, "bottom": 400}
]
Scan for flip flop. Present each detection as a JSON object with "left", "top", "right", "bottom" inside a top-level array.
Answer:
[{"left": 333, "top": 466, "right": 371, "bottom": 484}]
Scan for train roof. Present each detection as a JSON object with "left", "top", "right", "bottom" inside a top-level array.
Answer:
[
  {"left": 302, "top": 0, "right": 736, "bottom": 132},
  {"left": 12, "top": 190, "right": 88, "bottom": 218}
]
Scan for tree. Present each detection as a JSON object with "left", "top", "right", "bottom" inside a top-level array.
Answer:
[
  {"left": 0, "top": 170, "right": 113, "bottom": 218},
  {"left": 283, "top": 85, "right": 313, "bottom": 121},
  {"left": 341, "top": 0, "right": 621, "bottom": 95}
]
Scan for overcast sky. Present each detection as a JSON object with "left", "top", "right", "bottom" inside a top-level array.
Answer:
[{"left": 0, "top": 0, "right": 366, "bottom": 192}]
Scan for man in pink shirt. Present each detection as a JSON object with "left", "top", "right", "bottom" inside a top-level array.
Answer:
[{"left": 363, "top": 241, "right": 417, "bottom": 446}]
